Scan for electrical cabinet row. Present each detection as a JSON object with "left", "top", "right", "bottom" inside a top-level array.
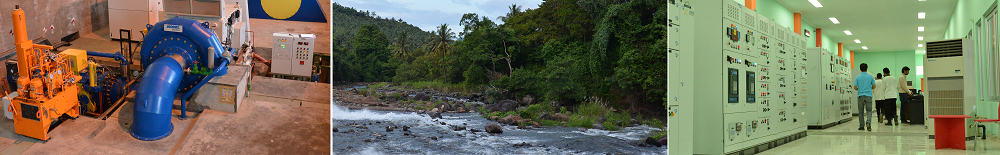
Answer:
[
  {"left": 805, "top": 48, "right": 855, "bottom": 128},
  {"left": 668, "top": 0, "right": 812, "bottom": 154}
]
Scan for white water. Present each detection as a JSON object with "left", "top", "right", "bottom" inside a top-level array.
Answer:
[{"left": 331, "top": 104, "right": 422, "bottom": 121}]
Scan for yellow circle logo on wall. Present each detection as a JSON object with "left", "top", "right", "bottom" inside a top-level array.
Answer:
[{"left": 261, "top": 0, "right": 301, "bottom": 19}]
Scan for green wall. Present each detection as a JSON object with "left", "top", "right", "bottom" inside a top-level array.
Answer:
[
  {"left": 942, "top": 0, "right": 999, "bottom": 136},
  {"left": 944, "top": 0, "right": 995, "bottom": 39},
  {"left": 853, "top": 51, "right": 919, "bottom": 97}
]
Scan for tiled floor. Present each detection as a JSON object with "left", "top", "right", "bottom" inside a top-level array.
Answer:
[{"left": 759, "top": 115, "right": 1000, "bottom": 155}]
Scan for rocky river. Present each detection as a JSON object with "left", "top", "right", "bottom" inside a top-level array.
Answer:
[{"left": 332, "top": 84, "right": 669, "bottom": 154}]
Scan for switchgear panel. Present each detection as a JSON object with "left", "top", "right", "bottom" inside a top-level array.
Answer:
[
  {"left": 672, "top": 0, "right": 809, "bottom": 154},
  {"left": 666, "top": 1, "right": 695, "bottom": 155},
  {"left": 806, "top": 48, "right": 854, "bottom": 128}
]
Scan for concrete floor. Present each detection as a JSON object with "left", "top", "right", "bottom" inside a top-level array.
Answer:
[
  {"left": 759, "top": 115, "right": 1000, "bottom": 155},
  {"left": 0, "top": 76, "right": 331, "bottom": 155}
]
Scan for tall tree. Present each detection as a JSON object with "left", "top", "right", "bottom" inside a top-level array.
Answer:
[
  {"left": 430, "top": 24, "right": 456, "bottom": 57},
  {"left": 354, "top": 24, "right": 392, "bottom": 82}
]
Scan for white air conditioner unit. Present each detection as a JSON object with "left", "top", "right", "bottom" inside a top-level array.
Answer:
[{"left": 923, "top": 38, "right": 976, "bottom": 139}]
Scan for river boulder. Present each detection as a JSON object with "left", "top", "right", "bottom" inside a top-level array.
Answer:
[
  {"left": 436, "top": 103, "right": 452, "bottom": 112},
  {"left": 486, "top": 100, "right": 519, "bottom": 112},
  {"left": 657, "top": 136, "right": 668, "bottom": 146},
  {"left": 645, "top": 137, "right": 663, "bottom": 147},
  {"left": 500, "top": 115, "right": 523, "bottom": 125},
  {"left": 485, "top": 123, "right": 503, "bottom": 133},
  {"left": 553, "top": 113, "right": 570, "bottom": 121},
  {"left": 592, "top": 123, "right": 606, "bottom": 130},
  {"left": 428, "top": 112, "right": 443, "bottom": 119}
]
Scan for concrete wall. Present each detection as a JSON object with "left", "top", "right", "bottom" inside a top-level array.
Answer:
[{"left": 0, "top": 0, "right": 108, "bottom": 53}]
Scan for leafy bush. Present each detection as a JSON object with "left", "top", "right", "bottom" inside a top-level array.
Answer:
[
  {"left": 576, "top": 98, "right": 608, "bottom": 117},
  {"left": 642, "top": 118, "right": 664, "bottom": 129},
  {"left": 566, "top": 115, "right": 595, "bottom": 128},
  {"left": 605, "top": 110, "right": 633, "bottom": 127},
  {"left": 484, "top": 86, "right": 504, "bottom": 103},
  {"left": 462, "top": 65, "right": 487, "bottom": 87},
  {"left": 518, "top": 103, "right": 553, "bottom": 120},
  {"left": 602, "top": 121, "right": 618, "bottom": 131},
  {"left": 652, "top": 131, "right": 668, "bottom": 139},
  {"left": 560, "top": 106, "right": 567, "bottom": 114}
]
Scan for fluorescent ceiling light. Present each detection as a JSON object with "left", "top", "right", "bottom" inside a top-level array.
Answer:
[
  {"left": 918, "top": 44, "right": 924, "bottom": 47},
  {"left": 918, "top": 36, "right": 924, "bottom": 40},
  {"left": 919, "top": 0, "right": 926, "bottom": 1},
  {"left": 862, "top": 46, "right": 868, "bottom": 49},
  {"left": 844, "top": 30, "right": 852, "bottom": 35},
  {"left": 854, "top": 39, "right": 861, "bottom": 43},
  {"left": 918, "top": 26, "right": 924, "bottom": 31},
  {"left": 809, "top": 0, "right": 824, "bottom": 7},
  {"left": 829, "top": 17, "right": 840, "bottom": 24},
  {"left": 918, "top": 12, "right": 926, "bottom": 19}
]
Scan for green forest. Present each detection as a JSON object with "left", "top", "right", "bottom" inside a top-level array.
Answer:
[{"left": 332, "top": 0, "right": 667, "bottom": 115}]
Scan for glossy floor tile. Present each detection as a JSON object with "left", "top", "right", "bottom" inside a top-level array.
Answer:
[{"left": 759, "top": 115, "right": 1000, "bottom": 155}]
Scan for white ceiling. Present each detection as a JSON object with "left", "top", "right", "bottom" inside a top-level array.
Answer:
[{"left": 776, "top": 0, "right": 958, "bottom": 52}]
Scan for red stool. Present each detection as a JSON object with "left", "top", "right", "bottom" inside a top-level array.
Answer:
[
  {"left": 929, "top": 115, "right": 971, "bottom": 150},
  {"left": 973, "top": 103, "right": 1000, "bottom": 150}
]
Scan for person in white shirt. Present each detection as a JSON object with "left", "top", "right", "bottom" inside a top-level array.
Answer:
[
  {"left": 881, "top": 68, "right": 900, "bottom": 125},
  {"left": 874, "top": 73, "right": 885, "bottom": 123},
  {"left": 898, "top": 67, "right": 913, "bottom": 123}
]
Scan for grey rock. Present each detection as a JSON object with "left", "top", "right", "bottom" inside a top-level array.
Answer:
[
  {"left": 657, "top": 136, "right": 668, "bottom": 146},
  {"left": 645, "top": 137, "right": 662, "bottom": 147},
  {"left": 428, "top": 112, "right": 443, "bottom": 119},
  {"left": 592, "top": 123, "right": 606, "bottom": 130},
  {"left": 486, "top": 100, "right": 519, "bottom": 112},
  {"left": 485, "top": 123, "right": 503, "bottom": 133},
  {"left": 553, "top": 113, "right": 570, "bottom": 121}
]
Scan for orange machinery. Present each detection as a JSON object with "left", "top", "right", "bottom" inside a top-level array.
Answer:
[{"left": 7, "top": 5, "right": 81, "bottom": 141}]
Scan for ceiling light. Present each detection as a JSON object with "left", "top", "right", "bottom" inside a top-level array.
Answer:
[
  {"left": 862, "top": 46, "right": 868, "bottom": 49},
  {"left": 844, "top": 30, "right": 852, "bottom": 35},
  {"left": 918, "top": 26, "right": 924, "bottom": 31},
  {"left": 829, "top": 17, "right": 840, "bottom": 24},
  {"left": 918, "top": 36, "right": 924, "bottom": 40},
  {"left": 918, "top": 44, "right": 923, "bottom": 47},
  {"left": 854, "top": 39, "right": 861, "bottom": 43},
  {"left": 919, "top": 0, "right": 926, "bottom": 1},
  {"left": 918, "top": 12, "right": 926, "bottom": 19},
  {"left": 809, "top": 0, "right": 824, "bottom": 7}
]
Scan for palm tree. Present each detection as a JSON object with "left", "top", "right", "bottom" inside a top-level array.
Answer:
[
  {"left": 390, "top": 31, "right": 409, "bottom": 59},
  {"left": 497, "top": 4, "right": 522, "bottom": 22},
  {"left": 430, "top": 24, "right": 455, "bottom": 57}
]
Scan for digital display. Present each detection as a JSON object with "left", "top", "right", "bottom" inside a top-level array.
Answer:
[{"left": 728, "top": 68, "right": 739, "bottom": 103}]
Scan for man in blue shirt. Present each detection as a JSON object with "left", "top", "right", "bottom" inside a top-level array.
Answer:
[{"left": 854, "top": 63, "right": 877, "bottom": 131}]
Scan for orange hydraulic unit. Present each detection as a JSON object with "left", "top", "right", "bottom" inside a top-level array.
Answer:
[{"left": 8, "top": 5, "right": 81, "bottom": 141}]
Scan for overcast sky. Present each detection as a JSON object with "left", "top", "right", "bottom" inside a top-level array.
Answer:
[{"left": 334, "top": 0, "right": 544, "bottom": 33}]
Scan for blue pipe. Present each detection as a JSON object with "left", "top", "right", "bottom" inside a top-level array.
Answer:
[
  {"left": 129, "top": 56, "right": 185, "bottom": 141},
  {"left": 86, "top": 51, "right": 128, "bottom": 66},
  {"left": 179, "top": 58, "right": 229, "bottom": 119}
]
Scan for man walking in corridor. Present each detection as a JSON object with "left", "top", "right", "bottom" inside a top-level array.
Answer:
[{"left": 855, "top": 63, "right": 877, "bottom": 131}]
